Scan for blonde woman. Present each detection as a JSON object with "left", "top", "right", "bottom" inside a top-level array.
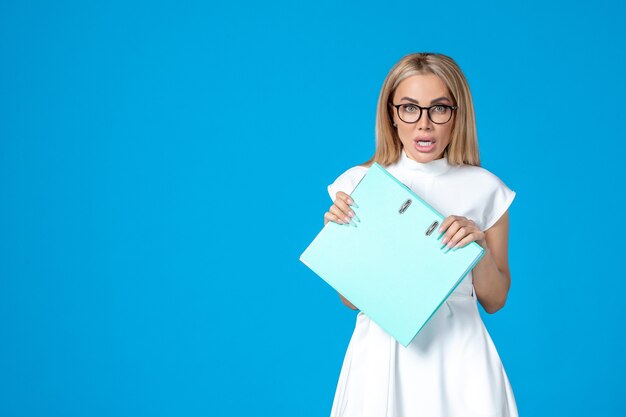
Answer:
[{"left": 324, "top": 53, "right": 518, "bottom": 417}]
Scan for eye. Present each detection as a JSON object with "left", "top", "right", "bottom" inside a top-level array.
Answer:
[
  {"left": 402, "top": 104, "right": 418, "bottom": 113},
  {"left": 432, "top": 105, "right": 447, "bottom": 113}
]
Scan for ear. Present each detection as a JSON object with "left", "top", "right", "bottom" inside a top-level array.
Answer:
[{"left": 388, "top": 104, "right": 398, "bottom": 128}]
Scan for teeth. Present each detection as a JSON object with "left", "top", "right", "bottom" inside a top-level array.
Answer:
[{"left": 418, "top": 141, "right": 433, "bottom": 146}]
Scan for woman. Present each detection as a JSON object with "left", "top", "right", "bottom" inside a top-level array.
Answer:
[{"left": 323, "top": 53, "right": 518, "bottom": 417}]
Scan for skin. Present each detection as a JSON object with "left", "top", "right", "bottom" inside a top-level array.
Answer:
[{"left": 323, "top": 73, "right": 512, "bottom": 314}]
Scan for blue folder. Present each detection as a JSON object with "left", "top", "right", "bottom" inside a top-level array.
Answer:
[{"left": 300, "top": 162, "right": 485, "bottom": 347}]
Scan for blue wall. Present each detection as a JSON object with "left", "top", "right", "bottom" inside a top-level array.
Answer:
[{"left": 1, "top": 1, "right": 624, "bottom": 415}]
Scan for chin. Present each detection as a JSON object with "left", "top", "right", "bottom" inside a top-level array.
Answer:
[{"left": 411, "top": 149, "right": 442, "bottom": 162}]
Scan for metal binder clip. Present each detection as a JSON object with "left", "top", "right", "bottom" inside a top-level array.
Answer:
[
  {"left": 399, "top": 199, "right": 412, "bottom": 214},
  {"left": 425, "top": 221, "right": 439, "bottom": 236}
]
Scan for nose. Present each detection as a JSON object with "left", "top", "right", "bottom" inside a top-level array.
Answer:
[{"left": 417, "top": 109, "right": 433, "bottom": 130}]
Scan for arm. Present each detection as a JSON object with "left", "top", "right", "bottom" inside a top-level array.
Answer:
[
  {"left": 338, "top": 293, "right": 358, "bottom": 310},
  {"left": 472, "top": 209, "right": 511, "bottom": 314}
]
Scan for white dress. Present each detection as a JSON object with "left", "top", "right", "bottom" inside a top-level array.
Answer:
[{"left": 327, "top": 148, "right": 518, "bottom": 417}]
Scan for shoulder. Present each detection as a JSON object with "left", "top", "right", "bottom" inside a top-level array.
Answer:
[
  {"left": 326, "top": 165, "right": 369, "bottom": 202},
  {"left": 448, "top": 164, "right": 516, "bottom": 230},
  {"left": 451, "top": 164, "right": 511, "bottom": 192},
  {"left": 332, "top": 165, "right": 369, "bottom": 183}
]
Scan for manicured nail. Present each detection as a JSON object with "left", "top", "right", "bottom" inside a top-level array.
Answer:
[
  {"left": 347, "top": 198, "right": 353, "bottom": 205},
  {"left": 344, "top": 216, "right": 350, "bottom": 223},
  {"left": 348, "top": 210, "right": 354, "bottom": 217},
  {"left": 442, "top": 237, "right": 449, "bottom": 245}
]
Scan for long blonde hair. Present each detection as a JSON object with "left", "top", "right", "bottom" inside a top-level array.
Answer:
[{"left": 361, "top": 52, "right": 481, "bottom": 167}]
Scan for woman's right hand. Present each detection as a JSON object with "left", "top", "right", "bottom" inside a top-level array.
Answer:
[
  {"left": 322, "top": 191, "right": 360, "bottom": 310},
  {"left": 323, "top": 191, "right": 359, "bottom": 226}
]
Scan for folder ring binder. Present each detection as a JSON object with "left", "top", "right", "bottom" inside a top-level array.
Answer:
[
  {"left": 399, "top": 199, "right": 412, "bottom": 214},
  {"left": 300, "top": 162, "right": 485, "bottom": 346},
  {"left": 426, "top": 221, "right": 439, "bottom": 236}
]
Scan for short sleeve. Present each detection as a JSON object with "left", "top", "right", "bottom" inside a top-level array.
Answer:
[
  {"left": 327, "top": 166, "right": 368, "bottom": 203},
  {"left": 481, "top": 176, "right": 516, "bottom": 231}
]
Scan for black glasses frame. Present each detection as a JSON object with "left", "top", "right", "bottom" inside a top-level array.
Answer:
[{"left": 389, "top": 103, "right": 458, "bottom": 124}]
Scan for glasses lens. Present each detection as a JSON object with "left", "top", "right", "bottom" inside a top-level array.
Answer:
[
  {"left": 398, "top": 104, "right": 420, "bottom": 123},
  {"left": 428, "top": 105, "right": 452, "bottom": 124}
]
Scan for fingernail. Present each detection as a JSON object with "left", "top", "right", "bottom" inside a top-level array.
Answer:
[
  {"left": 442, "top": 237, "right": 449, "bottom": 245},
  {"left": 344, "top": 216, "right": 350, "bottom": 223},
  {"left": 347, "top": 198, "right": 353, "bottom": 205},
  {"left": 348, "top": 210, "right": 354, "bottom": 217}
]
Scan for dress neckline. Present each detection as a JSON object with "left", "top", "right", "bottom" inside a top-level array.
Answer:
[{"left": 398, "top": 148, "right": 451, "bottom": 177}]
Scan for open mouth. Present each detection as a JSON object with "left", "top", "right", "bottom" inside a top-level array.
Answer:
[{"left": 414, "top": 138, "right": 436, "bottom": 152}]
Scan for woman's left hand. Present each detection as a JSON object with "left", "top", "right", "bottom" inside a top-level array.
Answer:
[{"left": 438, "top": 215, "right": 487, "bottom": 250}]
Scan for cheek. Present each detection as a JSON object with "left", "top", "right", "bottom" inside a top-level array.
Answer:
[
  {"left": 438, "top": 124, "right": 454, "bottom": 143},
  {"left": 397, "top": 125, "right": 414, "bottom": 142}
]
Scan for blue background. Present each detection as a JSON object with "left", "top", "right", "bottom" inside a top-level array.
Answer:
[{"left": 1, "top": 0, "right": 624, "bottom": 416}]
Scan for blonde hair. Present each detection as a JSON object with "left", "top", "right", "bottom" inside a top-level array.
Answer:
[{"left": 361, "top": 52, "right": 481, "bottom": 167}]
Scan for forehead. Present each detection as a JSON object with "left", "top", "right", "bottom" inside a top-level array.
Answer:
[{"left": 393, "top": 73, "right": 450, "bottom": 101}]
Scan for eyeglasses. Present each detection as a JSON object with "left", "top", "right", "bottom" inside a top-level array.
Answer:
[{"left": 389, "top": 103, "right": 457, "bottom": 124}]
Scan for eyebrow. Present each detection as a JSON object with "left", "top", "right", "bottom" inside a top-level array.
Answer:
[{"left": 399, "top": 96, "right": 452, "bottom": 104}]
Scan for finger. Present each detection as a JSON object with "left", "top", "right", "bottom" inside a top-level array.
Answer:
[
  {"left": 441, "top": 220, "right": 464, "bottom": 246},
  {"left": 336, "top": 191, "right": 358, "bottom": 208},
  {"left": 445, "top": 226, "right": 472, "bottom": 249},
  {"left": 441, "top": 216, "right": 474, "bottom": 243},
  {"left": 437, "top": 216, "right": 453, "bottom": 234},
  {"left": 329, "top": 205, "right": 358, "bottom": 227},
  {"left": 332, "top": 198, "right": 360, "bottom": 224},
  {"left": 437, "top": 215, "right": 461, "bottom": 236},
  {"left": 452, "top": 231, "right": 484, "bottom": 250},
  {"left": 330, "top": 204, "right": 351, "bottom": 223},
  {"left": 324, "top": 210, "right": 345, "bottom": 225}
]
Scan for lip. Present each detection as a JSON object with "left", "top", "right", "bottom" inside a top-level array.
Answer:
[
  {"left": 415, "top": 137, "right": 436, "bottom": 143},
  {"left": 414, "top": 137, "right": 437, "bottom": 153}
]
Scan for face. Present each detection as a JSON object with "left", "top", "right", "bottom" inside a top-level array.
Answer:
[{"left": 390, "top": 73, "right": 455, "bottom": 163}]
